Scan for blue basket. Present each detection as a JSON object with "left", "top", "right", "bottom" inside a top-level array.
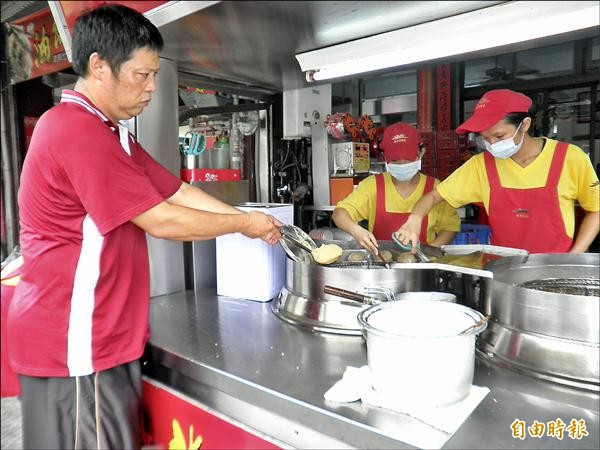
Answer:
[{"left": 451, "top": 224, "right": 491, "bottom": 245}]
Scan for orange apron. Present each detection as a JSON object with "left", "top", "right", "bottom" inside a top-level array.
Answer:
[
  {"left": 484, "top": 141, "right": 572, "bottom": 253},
  {"left": 372, "top": 174, "right": 434, "bottom": 242}
]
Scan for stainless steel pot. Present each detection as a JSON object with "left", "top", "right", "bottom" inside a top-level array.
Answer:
[
  {"left": 478, "top": 253, "right": 600, "bottom": 390},
  {"left": 358, "top": 299, "right": 487, "bottom": 407},
  {"left": 272, "top": 246, "right": 442, "bottom": 335}
]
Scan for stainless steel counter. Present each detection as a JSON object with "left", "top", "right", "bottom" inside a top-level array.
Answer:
[{"left": 144, "top": 289, "right": 599, "bottom": 449}]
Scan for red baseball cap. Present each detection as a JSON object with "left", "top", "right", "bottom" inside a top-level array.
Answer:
[
  {"left": 381, "top": 123, "right": 421, "bottom": 162},
  {"left": 456, "top": 89, "right": 532, "bottom": 135}
]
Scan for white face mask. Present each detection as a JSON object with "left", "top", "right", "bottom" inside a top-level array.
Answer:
[
  {"left": 386, "top": 159, "right": 421, "bottom": 181},
  {"left": 483, "top": 122, "right": 524, "bottom": 159}
]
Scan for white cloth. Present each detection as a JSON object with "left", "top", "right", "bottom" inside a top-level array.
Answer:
[{"left": 324, "top": 366, "right": 490, "bottom": 449}]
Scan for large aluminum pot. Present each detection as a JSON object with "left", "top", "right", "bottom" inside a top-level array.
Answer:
[
  {"left": 273, "top": 250, "right": 440, "bottom": 335},
  {"left": 358, "top": 299, "right": 487, "bottom": 407},
  {"left": 478, "top": 253, "right": 600, "bottom": 390}
]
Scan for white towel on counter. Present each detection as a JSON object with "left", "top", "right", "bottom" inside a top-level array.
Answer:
[{"left": 324, "top": 366, "right": 490, "bottom": 447}]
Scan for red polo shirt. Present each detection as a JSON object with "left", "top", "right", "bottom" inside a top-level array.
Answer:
[{"left": 8, "top": 90, "right": 182, "bottom": 377}]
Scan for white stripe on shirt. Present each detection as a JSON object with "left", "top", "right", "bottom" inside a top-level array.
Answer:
[
  {"left": 118, "top": 125, "right": 132, "bottom": 156},
  {"left": 67, "top": 215, "right": 103, "bottom": 376},
  {"left": 61, "top": 92, "right": 109, "bottom": 122}
]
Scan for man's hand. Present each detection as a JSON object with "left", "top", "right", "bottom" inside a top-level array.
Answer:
[
  {"left": 241, "top": 211, "right": 282, "bottom": 244},
  {"left": 351, "top": 226, "right": 379, "bottom": 255}
]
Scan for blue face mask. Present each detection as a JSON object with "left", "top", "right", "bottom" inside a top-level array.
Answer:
[
  {"left": 386, "top": 159, "right": 421, "bottom": 181},
  {"left": 483, "top": 122, "right": 524, "bottom": 159}
]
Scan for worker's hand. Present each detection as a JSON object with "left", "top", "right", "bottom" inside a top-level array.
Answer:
[
  {"left": 242, "top": 212, "right": 283, "bottom": 244},
  {"left": 351, "top": 226, "right": 379, "bottom": 255},
  {"left": 393, "top": 215, "right": 422, "bottom": 253}
]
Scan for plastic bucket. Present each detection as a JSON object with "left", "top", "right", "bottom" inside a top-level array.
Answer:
[{"left": 357, "top": 299, "right": 487, "bottom": 407}]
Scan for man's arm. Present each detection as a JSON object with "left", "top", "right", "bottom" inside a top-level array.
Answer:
[
  {"left": 131, "top": 201, "right": 281, "bottom": 243},
  {"left": 167, "top": 182, "right": 243, "bottom": 214}
]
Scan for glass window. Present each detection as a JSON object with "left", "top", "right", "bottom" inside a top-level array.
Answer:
[
  {"left": 362, "top": 71, "right": 416, "bottom": 99},
  {"left": 548, "top": 87, "right": 591, "bottom": 153},
  {"left": 515, "top": 42, "right": 574, "bottom": 80},
  {"left": 332, "top": 80, "right": 355, "bottom": 114},
  {"left": 463, "top": 99, "right": 479, "bottom": 121},
  {"left": 586, "top": 36, "right": 600, "bottom": 72},
  {"left": 464, "top": 54, "right": 513, "bottom": 88}
]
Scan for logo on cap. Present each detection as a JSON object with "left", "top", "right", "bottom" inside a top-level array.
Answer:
[
  {"left": 392, "top": 133, "right": 409, "bottom": 143},
  {"left": 475, "top": 98, "right": 490, "bottom": 110}
]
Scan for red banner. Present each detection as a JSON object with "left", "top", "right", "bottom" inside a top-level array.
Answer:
[
  {"left": 59, "top": 1, "right": 167, "bottom": 33},
  {"left": 142, "top": 380, "right": 281, "bottom": 449},
  {"left": 417, "top": 67, "right": 433, "bottom": 132},
  {"left": 436, "top": 64, "right": 452, "bottom": 131},
  {"left": 8, "top": 8, "right": 70, "bottom": 84}
]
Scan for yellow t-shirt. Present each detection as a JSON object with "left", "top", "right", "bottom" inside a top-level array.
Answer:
[
  {"left": 336, "top": 172, "right": 460, "bottom": 244},
  {"left": 436, "top": 138, "right": 600, "bottom": 238}
]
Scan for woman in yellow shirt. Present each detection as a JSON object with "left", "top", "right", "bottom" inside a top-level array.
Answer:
[
  {"left": 332, "top": 122, "right": 460, "bottom": 255},
  {"left": 395, "top": 89, "right": 600, "bottom": 254}
]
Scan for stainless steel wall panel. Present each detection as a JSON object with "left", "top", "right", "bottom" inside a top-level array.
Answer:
[{"left": 136, "top": 58, "right": 185, "bottom": 298}]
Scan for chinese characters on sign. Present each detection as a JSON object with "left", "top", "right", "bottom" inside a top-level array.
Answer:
[
  {"left": 8, "top": 8, "right": 70, "bottom": 84},
  {"left": 436, "top": 64, "right": 452, "bottom": 132},
  {"left": 417, "top": 67, "right": 433, "bottom": 132},
  {"left": 511, "top": 418, "right": 589, "bottom": 440}
]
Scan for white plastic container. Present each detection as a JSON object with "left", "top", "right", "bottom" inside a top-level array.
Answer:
[{"left": 216, "top": 203, "right": 293, "bottom": 301}]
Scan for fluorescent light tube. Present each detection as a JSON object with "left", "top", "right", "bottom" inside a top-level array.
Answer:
[{"left": 296, "top": 1, "right": 600, "bottom": 81}]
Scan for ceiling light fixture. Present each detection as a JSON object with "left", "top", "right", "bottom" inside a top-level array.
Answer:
[{"left": 296, "top": 1, "right": 600, "bottom": 82}]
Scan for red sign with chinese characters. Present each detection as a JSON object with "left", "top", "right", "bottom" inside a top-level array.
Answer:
[
  {"left": 142, "top": 380, "right": 281, "bottom": 449},
  {"left": 417, "top": 67, "right": 433, "bottom": 132},
  {"left": 436, "top": 64, "right": 452, "bottom": 131},
  {"left": 8, "top": 8, "right": 70, "bottom": 84}
]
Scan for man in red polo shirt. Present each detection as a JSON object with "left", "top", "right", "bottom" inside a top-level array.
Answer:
[{"left": 7, "top": 5, "right": 281, "bottom": 449}]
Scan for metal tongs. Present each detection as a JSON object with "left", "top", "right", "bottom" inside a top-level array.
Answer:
[
  {"left": 391, "top": 234, "right": 431, "bottom": 263},
  {"left": 279, "top": 225, "right": 317, "bottom": 254},
  {"left": 366, "top": 252, "right": 391, "bottom": 269},
  {"left": 279, "top": 224, "right": 319, "bottom": 263}
]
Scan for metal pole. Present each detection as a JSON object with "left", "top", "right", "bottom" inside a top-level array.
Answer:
[{"left": 0, "top": 23, "right": 21, "bottom": 257}]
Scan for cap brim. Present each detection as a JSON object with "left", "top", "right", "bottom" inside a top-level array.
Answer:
[{"left": 456, "top": 112, "right": 505, "bottom": 135}]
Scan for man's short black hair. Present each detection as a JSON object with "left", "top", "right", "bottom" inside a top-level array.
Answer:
[{"left": 72, "top": 4, "right": 164, "bottom": 77}]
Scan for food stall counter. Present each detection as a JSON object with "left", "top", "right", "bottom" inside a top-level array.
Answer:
[{"left": 142, "top": 289, "right": 599, "bottom": 449}]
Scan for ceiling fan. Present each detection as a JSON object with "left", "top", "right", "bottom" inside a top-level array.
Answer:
[
  {"left": 484, "top": 62, "right": 540, "bottom": 82},
  {"left": 484, "top": 66, "right": 511, "bottom": 81}
]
